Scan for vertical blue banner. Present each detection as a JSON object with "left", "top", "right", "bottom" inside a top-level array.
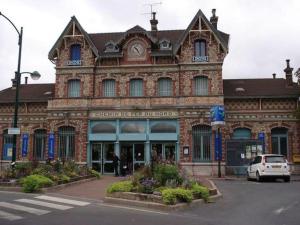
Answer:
[
  {"left": 210, "top": 105, "right": 225, "bottom": 126},
  {"left": 22, "top": 133, "right": 29, "bottom": 157},
  {"left": 215, "top": 131, "right": 222, "bottom": 161},
  {"left": 48, "top": 132, "right": 55, "bottom": 160}
]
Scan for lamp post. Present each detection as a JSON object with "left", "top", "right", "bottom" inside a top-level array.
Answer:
[{"left": 0, "top": 12, "right": 41, "bottom": 167}]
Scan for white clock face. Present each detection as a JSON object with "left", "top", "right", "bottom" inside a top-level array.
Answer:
[{"left": 128, "top": 41, "right": 146, "bottom": 59}]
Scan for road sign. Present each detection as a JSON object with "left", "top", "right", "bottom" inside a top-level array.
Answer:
[{"left": 8, "top": 128, "right": 20, "bottom": 135}]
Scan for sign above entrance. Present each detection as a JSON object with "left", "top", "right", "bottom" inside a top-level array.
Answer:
[{"left": 90, "top": 110, "right": 178, "bottom": 119}]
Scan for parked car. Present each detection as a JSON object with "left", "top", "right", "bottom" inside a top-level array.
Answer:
[{"left": 247, "top": 154, "right": 290, "bottom": 182}]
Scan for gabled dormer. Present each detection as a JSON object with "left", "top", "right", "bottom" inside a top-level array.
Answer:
[
  {"left": 48, "top": 16, "right": 98, "bottom": 67},
  {"left": 174, "top": 9, "right": 229, "bottom": 64}
]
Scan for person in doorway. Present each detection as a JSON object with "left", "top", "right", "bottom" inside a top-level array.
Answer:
[{"left": 112, "top": 152, "right": 120, "bottom": 176}]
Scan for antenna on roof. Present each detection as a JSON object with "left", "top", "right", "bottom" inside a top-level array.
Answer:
[
  {"left": 142, "top": 2, "right": 162, "bottom": 31},
  {"left": 142, "top": 2, "right": 162, "bottom": 18}
]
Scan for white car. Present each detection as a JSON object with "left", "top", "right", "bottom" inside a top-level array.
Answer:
[{"left": 247, "top": 154, "right": 290, "bottom": 182}]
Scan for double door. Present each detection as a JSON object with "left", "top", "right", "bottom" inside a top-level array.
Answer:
[
  {"left": 91, "top": 142, "right": 114, "bottom": 174},
  {"left": 120, "top": 143, "right": 145, "bottom": 175}
]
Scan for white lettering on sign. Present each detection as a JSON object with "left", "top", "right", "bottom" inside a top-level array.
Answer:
[
  {"left": 8, "top": 128, "right": 20, "bottom": 135},
  {"left": 90, "top": 111, "right": 178, "bottom": 119}
]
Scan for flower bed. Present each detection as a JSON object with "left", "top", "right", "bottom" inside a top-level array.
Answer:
[
  {"left": 106, "top": 164, "right": 215, "bottom": 206},
  {"left": 0, "top": 160, "right": 101, "bottom": 193}
]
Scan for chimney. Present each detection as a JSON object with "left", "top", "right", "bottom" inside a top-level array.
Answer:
[
  {"left": 210, "top": 9, "right": 218, "bottom": 29},
  {"left": 25, "top": 76, "right": 28, "bottom": 85},
  {"left": 284, "top": 59, "right": 293, "bottom": 86},
  {"left": 272, "top": 73, "right": 276, "bottom": 79},
  {"left": 150, "top": 12, "right": 158, "bottom": 31}
]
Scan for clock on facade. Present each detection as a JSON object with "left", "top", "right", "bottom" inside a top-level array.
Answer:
[{"left": 128, "top": 41, "right": 146, "bottom": 59}]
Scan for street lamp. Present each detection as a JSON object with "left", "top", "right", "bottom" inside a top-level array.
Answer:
[{"left": 0, "top": 12, "right": 41, "bottom": 167}]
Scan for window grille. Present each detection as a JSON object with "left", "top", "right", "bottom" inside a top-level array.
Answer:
[
  {"left": 192, "top": 125, "right": 211, "bottom": 161},
  {"left": 158, "top": 78, "right": 172, "bottom": 96},
  {"left": 103, "top": 79, "right": 116, "bottom": 97},
  {"left": 68, "top": 80, "right": 80, "bottom": 97},
  {"left": 33, "top": 129, "right": 47, "bottom": 160},
  {"left": 194, "top": 76, "right": 208, "bottom": 95},
  {"left": 130, "top": 79, "right": 143, "bottom": 97},
  {"left": 58, "top": 126, "right": 75, "bottom": 160}
]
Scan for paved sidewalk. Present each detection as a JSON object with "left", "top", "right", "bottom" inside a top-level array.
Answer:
[{"left": 48, "top": 175, "right": 125, "bottom": 200}]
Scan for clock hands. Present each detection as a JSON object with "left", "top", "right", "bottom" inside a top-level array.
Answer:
[{"left": 133, "top": 46, "right": 140, "bottom": 54}]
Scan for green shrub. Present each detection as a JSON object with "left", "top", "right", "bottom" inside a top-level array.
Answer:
[
  {"left": 58, "top": 174, "right": 71, "bottom": 183},
  {"left": 191, "top": 184, "right": 210, "bottom": 202},
  {"left": 63, "top": 160, "right": 79, "bottom": 177},
  {"left": 154, "top": 186, "right": 168, "bottom": 193},
  {"left": 21, "top": 175, "right": 54, "bottom": 193},
  {"left": 53, "top": 160, "right": 63, "bottom": 173},
  {"left": 31, "top": 164, "right": 53, "bottom": 178},
  {"left": 162, "top": 188, "right": 193, "bottom": 205},
  {"left": 107, "top": 181, "right": 133, "bottom": 193},
  {"left": 89, "top": 169, "right": 101, "bottom": 179},
  {"left": 15, "top": 162, "right": 33, "bottom": 178},
  {"left": 153, "top": 164, "right": 181, "bottom": 186}
]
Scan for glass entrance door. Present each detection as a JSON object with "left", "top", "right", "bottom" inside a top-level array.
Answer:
[
  {"left": 120, "top": 143, "right": 145, "bottom": 175},
  {"left": 91, "top": 142, "right": 115, "bottom": 174}
]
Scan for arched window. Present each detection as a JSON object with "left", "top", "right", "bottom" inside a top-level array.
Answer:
[
  {"left": 103, "top": 79, "right": 116, "bottom": 97},
  {"left": 192, "top": 125, "right": 211, "bottom": 161},
  {"left": 194, "top": 76, "right": 208, "bottom": 95},
  {"left": 2, "top": 129, "right": 13, "bottom": 160},
  {"left": 271, "top": 127, "right": 288, "bottom": 156},
  {"left": 232, "top": 128, "right": 251, "bottom": 139},
  {"left": 158, "top": 78, "right": 172, "bottom": 96},
  {"left": 58, "top": 126, "right": 75, "bottom": 160},
  {"left": 70, "top": 44, "right": 81, "bottom": 61},
  {"left": 33, "top": 129, "right": 47, "bottom": 160},
  {"left": 130, "top": 79, "right": 143, "bottom": 97},
  {"left": 194, "top": 39, "right": 206, "bottom": 57},
  {"left": 91, "top": 122, "right": 116, "bottom": 133},
  {"left": 68, "top": 79, "right": 80, "bottom": 97}
]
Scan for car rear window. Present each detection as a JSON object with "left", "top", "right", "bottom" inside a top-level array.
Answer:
[{"left": 265, "top": 156, "right": 285, "bottom": 163}]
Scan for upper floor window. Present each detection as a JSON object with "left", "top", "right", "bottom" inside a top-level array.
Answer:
[
  {"left": 194, "top": 76, "right": 208, "bottom": 96},
  {"left": 158, "top": 78, "right": 172, "bottom": 96},
  {"left": 159, "top": 39, "right": 171, "bottom": 50},
  {"left": 193, "top": 40, "right": 208, "bottom": 62},
  {"left": 68, "top": 44, "right": 81, "bottom": 66},
  {"left": 68, "top": 79, "right": 80, "bottom": 97},
  {"left": 103, "top": 79, "right": 116, "bottom": 97},
  {"left": 130, "top": 79, "right": 143, "bottom": 97},
  {"left": 104, "top": 41, "right": 119, "bottom": 53}
]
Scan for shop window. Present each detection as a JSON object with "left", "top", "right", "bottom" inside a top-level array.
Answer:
[
  {"left": 158, "top": 78, "right": 172, "bottom": 96},
  {"left": 58, "top": 126, "right": 75, "bottom": 160},
  {"left": 33, "top": 129, "right": 47, "bottom": 160},
  {"left": 192, "top": 125, "right": 211, "bottom": 162},
  {"left": 103, "top": 79, "right": 116, "bottom": 97},
  {"left": 130, "top": 79, "right": 143, "bottom": 97},
  {"left": 120, "top": 121, "right": 145, "bottom": 133},
  {"left": 194, "top": 76, "right": 208, "bottom": 95},
  {"left": 150, "top": 121, "right": 176, "bottom": 133},
  {"left": 232, "top": 128, "right": 251, "bottom": 139},
  {"left": 2, "top": 129, "right": 13, "bottom": 160},
  {"left": 91, "top": 122, "right": 116, "bottom": 133},
  {"left": 68, "top": 79, "right": 80, "bottom": 97}
]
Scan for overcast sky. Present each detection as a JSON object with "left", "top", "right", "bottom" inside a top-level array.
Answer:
[{"left": 1, "top": 0, "right": 300, "bottom": 90}]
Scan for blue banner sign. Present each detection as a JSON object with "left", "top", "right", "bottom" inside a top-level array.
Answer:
[
  {"left": 48, "top": 133, "right": 55, "bottom": 160},
  {"left": 210, "top": 105, "right": 225, "bottom": 126},
  {"left": 22, "top": 133, "right": 29, "bottom": 157},
  {"left": 258, "top": 132, "right": 265, "bottom": 141},
  {"left": 215, "top": 131, "right": 222, "bottom": 161}
]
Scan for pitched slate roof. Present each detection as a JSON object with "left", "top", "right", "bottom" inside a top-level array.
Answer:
[
  {"left": 223, "top": 79, "right": 300, "bottom": 98},
  {"left": 0, "top": 84, "right": 55, "bottom": 103}
]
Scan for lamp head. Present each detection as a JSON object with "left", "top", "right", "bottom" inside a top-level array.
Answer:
[{"left": 30, "top": 71, "right": 41, "bottom": 80}]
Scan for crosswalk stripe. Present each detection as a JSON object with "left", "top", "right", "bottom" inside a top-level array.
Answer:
[
  {"left": 35, "top": 195, "right": 90, "bottom": 206},
  {"left": 0, "top": 210, "right": 23, "bottom": 221},
  {"left": 0, "top": 202, "right": 50, "bottom": 215},
  {"left": 15, "top": 199, "right": 73, "bottom": 210}
]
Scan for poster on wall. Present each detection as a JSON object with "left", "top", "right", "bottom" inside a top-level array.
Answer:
[
  {"left": 22, "top": 133, "right": 29, "bottom": 157},
  {"left": 210, "top": 105, "right": 225, "bottom": 126}
]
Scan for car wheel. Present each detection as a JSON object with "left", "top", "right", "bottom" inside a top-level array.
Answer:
[
  {"left": 256, "top": 171, "right": 261, "bottom": 182},
  {"left": 247, "top": 172, "right": 251, "bottom": 181},
  {"left": 284, "top": 177, "right": 290, "bottom": 183}
]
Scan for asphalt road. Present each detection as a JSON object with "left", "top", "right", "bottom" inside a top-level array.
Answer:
[{"left": 0, "top": 179, "right": 299, "bottom": 225}]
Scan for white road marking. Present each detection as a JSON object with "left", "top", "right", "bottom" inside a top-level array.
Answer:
[
  {"left": 0, "top": 202, "right": 50, "bottom": 215},
  {"left": 15, "top": 199, "right": 73, "bottom": 210},
  {"left": 98, "top": 203, "right": 169, "bottom": 215},
  {"left": 274, "top": 201, "right": 299, "bottom": 215},
  {"left": 35, "top": 195, "right": 90, "bottom": 206},
  {"left": 0, "top": 210, "right": 23, "bottom": 221}
]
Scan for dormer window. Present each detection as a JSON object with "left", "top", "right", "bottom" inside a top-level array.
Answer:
[
  {"left": 104, "top": 41, "right": 119, "bottom": 53},
  {"left": 193, "top": 39, "right": 208, "bottom": 62},
  {"left": 159, "top": 39, "right": 171, "bottom": 50},
  {"left": 68, "top": 44, "right": 81, "bottom": 66}
]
